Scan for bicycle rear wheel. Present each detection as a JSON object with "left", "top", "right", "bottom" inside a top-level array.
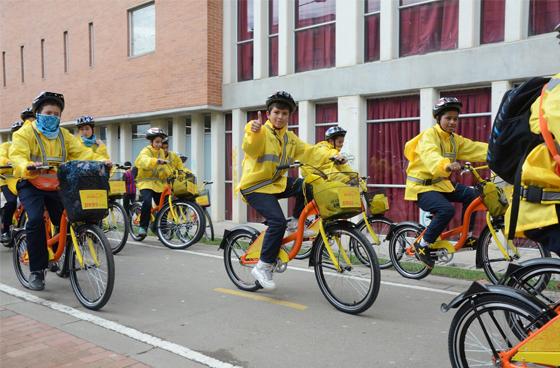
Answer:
[
  {"left": 103, "top": 201, "right": 129, "bottom": 254},
  {"left": 129, "top": 202, "right": 146, "bottom": 241},
  {"left": 357, "top": 216, "right": 393, "bottom": 269},
  {"left": 69, "top": 224, "right": 115, "bottom": 310},
  {"left": 313, "top": 222, "right": 380, "bottom": 314},
  {"left": 223, "top": 228, "right": 261, "bottom": 292}
]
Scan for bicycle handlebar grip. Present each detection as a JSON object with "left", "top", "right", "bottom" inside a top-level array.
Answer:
[
  {"left": 277, "top": 164, "right": 291, "bottom": 170},
  {"left": 27, "top": 165, "right": 52, "bottom": 170},
  {"left": 0, "top": 165, "right": 12, "bottom": 169}
]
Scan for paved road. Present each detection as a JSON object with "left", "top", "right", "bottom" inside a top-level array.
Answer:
[{"left": 0, "top": 236, "right": 474, "bottom": 368}]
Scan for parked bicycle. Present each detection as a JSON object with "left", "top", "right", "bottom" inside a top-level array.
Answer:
[{"left": 102, "top": 164, "right": 131, "bottom": 254}]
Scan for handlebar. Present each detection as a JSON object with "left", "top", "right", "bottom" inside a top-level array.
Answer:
[
  {"left": 203, "top": 181, "right": 213, "bottom": 186},
  {"left": 27, "top": 165, "right": 53, "bottom": 171},
  {"left": 0, "top": 165, "right": 12, "bottom": 169},
  {"left": 277, "top": 161, "right": 302, "bottom": 170},
  {"left": 114, "top": 164, "right": 131, "bottom": 170}
]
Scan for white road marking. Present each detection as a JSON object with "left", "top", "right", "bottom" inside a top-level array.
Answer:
[{"left": 0, "top": 284, "right": 241, "bottom": 368}]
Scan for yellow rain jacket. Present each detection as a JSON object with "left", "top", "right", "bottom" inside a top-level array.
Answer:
[
  {"left": 9, "top": 122, "right": 102, "bottom": 180},
  {"left": 301, "top": 140, "right": 354, "bottom": 177},
  {"left": 166, "top": 151, "right": 192, "bottom": 174},
  {"left": 80, "top": 140, "right": 109, "bottom": 160},
  {"left": 506, "top": 73, "right": 560, "bottom": 236},
  {"left": 404, "top": 124, "right": 488, "bottom": 201},
  {"left": 238, "top": 120, "right": 335, "bottom": 195},
  {"left": 0, "top": 142, "right": 18, "bottom": 195},
  {"left": 134, "top": 145, "right": 173, "bottom": 192}
]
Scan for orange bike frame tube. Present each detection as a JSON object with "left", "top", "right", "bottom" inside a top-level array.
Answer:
[
  {"left": 283, "top": 201, "right": 319, "bottom": 260},
  {"left": 47, "top": 210, "right": 68, "bottom": 262},
  {"left": 155, "top": 185, "right": 172, "bottom": 213},
  {"left": 438, "top": 197, "right": 486, "bottom": 251}
]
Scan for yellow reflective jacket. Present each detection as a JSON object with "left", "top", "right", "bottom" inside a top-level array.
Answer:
[
  {"left": 0, "top": 142, "right": 18, "bottom": 194},
  {"left": 165, "top": 151, "right": 192, "bottom": 174},
  {"left": 80, "top": 140, "right": 110, "bottom": 160},
  {"left": 134, "top": 145, "right": 173, "bottom": 192},
  {"left": 505, "top": 73, "right": 560, "bottom": 236},
  {"left": 404, "top": 124, "right": 488, "bottom": 201},
  {"left": 238, "top": 120, "right": 334, "bottom": 195},
  {"left": 9, "top": 122, "right": 102, "bottom": 180},
  {"left": 301, "top": 141, "right": 354, "bottom": 178}
]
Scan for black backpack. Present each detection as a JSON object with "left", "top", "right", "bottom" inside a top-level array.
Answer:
[{"left": 487, "top": 77, "right": 551, "bottom": 238}]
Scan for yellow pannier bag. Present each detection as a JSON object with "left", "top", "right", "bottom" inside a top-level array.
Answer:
[
  {"left": 310, "top": 172, "right": 362, "bottom": 220},
  {"left": 481, "top": 181, "right": 508, "bottom": 218},
  {"left": 365, "top": 190, "right": 390, "bottom": 215},
  {"left": 109, "top": 171, "right": 126, "bottom": 197}
]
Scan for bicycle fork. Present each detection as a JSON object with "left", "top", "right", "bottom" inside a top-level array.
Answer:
[
  {"left": 69, "top": 224, "right": 99, "bottom": 268},
  {"left": 318, "top": 220, "right": 353, "bottom": 272}
]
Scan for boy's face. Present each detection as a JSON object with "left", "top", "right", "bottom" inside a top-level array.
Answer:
[
  {"left": 439, "top": 110, "right": 459, "bottom": 134},
  {"left": 267, "top": 107, "right": 290, "bottom": 130},
  {"left": 162, "top": 144, "right": 169, "bottom": 154},
  {"left": 151, "top": 137, "right": 163, "bottom": 149},
  {"left": 39, "top": 104, "right": 62, "bottom": 117},
  {"left": 331, "top": 136, "right": 345, "bottom": 150},
  {"left": 78, "top": 125, "right": 94, "bottom": 138}
]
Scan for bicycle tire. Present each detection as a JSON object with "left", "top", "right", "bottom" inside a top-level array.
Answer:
[
  {"left": 356, "top": 216, "right": 394, "bottom": 269},
  {"left": 503, "top": 259, "right": 560, "bottom": 306},
  {"left": 103, "top": 201, "right": 130, "bottom": 254},
  {"left": 223, "top": 228, "right": 261, "bottom": 292},
  {"left": 388, "top": 224, "right": 432, "bottom": 280},
  {"left": 203, "top": 208, "right": 214, "bottom": 242},
  {"left": 129, "top": 201, "right": 146, "bottom": 241},
  {"left": 12, "top": 231, "right": 31, "bottom": 288},
  {"left": 155, "top": 200, "right": 205, "bottom": 249}
]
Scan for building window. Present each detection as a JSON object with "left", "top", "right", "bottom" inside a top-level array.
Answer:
[
  {"left": 129, "top": 2, "right": 155, "bottom": 57},
  {"left": 365, "top": 0, "right": 381, "bottom": 62},
  {"left": 63, "top": 31, "right": 69, "bottom": 73},
  {"left": 480, "top": 0, "right": 505, "bottom": 44},
  {"left": 399, "top": 0, "right": 459, "bottom": 57},
  {"left": 295, "top": 0, "right": 336, "bottom": 73},
  {"left": 2, "top": 52, "right": 6, "bottom": 87},
  {"left": 225, "top": 113, "right": 233, "bottom": 220},
  {"left": 185, "top": 118, "right": 192, "bottom": 158},
  {"left": 366, "top": 95, "right": 420, "bottom": 222},
  {"left": 20, "top": 46, "right": 24, "bottom": 83},
  {"left": 315, "top": 102, "right": 338, "bottom": 142},
  {"left": 269, "top": 0, "right": 279, "bottom": 76},
  {"left": 89, "top": 22, "right": 95, "bottom": 67},
  {"left": 40, "top": 39, "right": 45, "bottom": 78},
  {"left": 132, "top": 122, "right": 151, "bottom": 158},
  {"left": 238, "top": 0, "right": 254, "bottom": 81},
  {"left": 529, "top": 0, "right": 560, "bottom": 36}
]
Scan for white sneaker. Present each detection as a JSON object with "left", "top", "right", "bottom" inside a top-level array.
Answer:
[
  {"left": 251, "top": 260, "right": 276, "bottom": 290},
  {"left": 286, "top": 217, "right": 316, "bottom": 238}
]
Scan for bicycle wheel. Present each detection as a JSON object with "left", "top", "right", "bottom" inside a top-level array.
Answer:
[
  {"left": 356, "top": 216, "right": 393, "bottom": 269},
  {"left": 389, "top": 225, "right": 432, "bottom": 279},
  {"left": 68, "top": 224, "right": 115, "bottom": 310},
  {"left": 479, "top": 226, "right": 550, "bottom": 284},
  {"left": 504, "top": 260, "right": 560, "bottom": 307},
  {"left": 12, "top": 231, "right": 31, "bottom": 288},
  {"left": 448, "top": 294, "right": 548, "bottom": 368},
  {"left": 203, "top": 208, "right": 214, "bottom": 242},
  {"left": 155, "top": 200, "right": 205, "bottom": 249},
  {"left": 129, "top": 202, "right": 146, "bottom": 241},
  {"left": 313, "top": 222, "right": 381, "bottom": 314},
  {"left": 223, "top": 228, "right": 261, "bottom": 292},
  {"left": 102, "top": 201, "right": 129, "bottom": 254}
]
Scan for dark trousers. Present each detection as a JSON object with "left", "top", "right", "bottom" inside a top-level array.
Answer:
[
  {"left": 1, "top": 185, "right": 17, "bottom": 234},
  {"left": 244, "top": 177, "right": 306, "bottom": 264},
  {"left": 140, "top": 189, "right": 161, "bottom": 229},
  {"left": 17, "top": 181, "right": 63, "bottom": 272},
  {"left": 417, "top": 183, "right": 479, "bottom": 244},
  {"left": 123, "top": 193, "right": 136, "bottom": 214}
]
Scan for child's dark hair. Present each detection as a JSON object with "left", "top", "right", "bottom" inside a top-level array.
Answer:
[{"left": 267, "top": 101, "right": 292, "bottom": 113}]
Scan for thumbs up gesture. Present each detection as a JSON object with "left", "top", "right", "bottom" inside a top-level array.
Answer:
[{"left": 250, "top": 111, "right": 263, "bottom": 133}]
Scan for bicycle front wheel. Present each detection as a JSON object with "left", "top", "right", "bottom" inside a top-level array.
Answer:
[
  {"left": 12, "top": 231, "right": 31, "bottom": 288},
  {"left": 389, "top": 225, "right": 431, "bottom": 280},
  {"left": 155, "top": 200, "right": 205, "bottom": 249},
  {"left": 203, "top": 208, "right": 214, "bottom": 242},
  {"left": 103, "top": 201, "right": 129, "bottom": 254},
  {"left": 69, "top": 224, "right": 115, "bottom": 310},
  {"left": 313, "top": 222, "right": 380, "bottom": 314},
  {"left": 128, "top": 202, "right": 146, "bottom": 241}
]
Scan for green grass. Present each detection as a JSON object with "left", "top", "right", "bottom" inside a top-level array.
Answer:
[{"left": 430, "top": 265, "right": 489, "bottom": 281}]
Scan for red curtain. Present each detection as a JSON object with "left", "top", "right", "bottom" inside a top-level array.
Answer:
[
  {"left": 480, "top": 0, "right": 505, "bottom": 44},
  {"left": 365, "top": 14, "right": 380, "bottom": 62},
  {"left": 225, "top": 113, "right": 233, "bottom": 220},
  {"left": 399, "top": 0, "right": 459, "bottom": 57},
  {"left": 238, "top": 0, "right": 253, "bottom": 81},
  {"left": 315, "top": 103, "right": 338, "bottom": 142},
  {"left": 269, "top": 36, "right": 278, "bottom": 77},
  {"left": 529, "top": 0, "right": 560, "bottom": 36},
  {"left": 238, "top": 42, "right": 253, "bottom": 81},
  {"left": 367, "top": 95, "right": 420, "bottom": 222},
  {"left": 296, "top": 24, "right": 336, "bottom": 72}
]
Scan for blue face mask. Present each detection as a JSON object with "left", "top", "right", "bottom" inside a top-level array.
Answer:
[
  {"left": 81, "top": 134, "right": 97, "bottom": 147},
  {"left": 35, "top": 114, "right": 61, "bottom": 139}
]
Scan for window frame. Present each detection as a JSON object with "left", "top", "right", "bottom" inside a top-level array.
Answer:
[{"left": 128, "top": 1, "right": 156, "bottom": 58}]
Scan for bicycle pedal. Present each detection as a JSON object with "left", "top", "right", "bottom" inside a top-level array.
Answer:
[{"left": 48, "top": 262, "right": 59, "bottom": 272}]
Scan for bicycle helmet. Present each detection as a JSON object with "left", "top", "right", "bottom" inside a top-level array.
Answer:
[
  {"left": 20, "top": 107, "right": 35, "bottom": 121},
  {"left": 162, "top": 137, "right": 169, "bottom": 145},
  {"left": 432, "top": 97, "right": 462, "bottom": 119},
  {"left": 76, "top": 115, "right": 95, "bottom": 128},
  {"left": 325, "top": 126, "right": 347, "bottom": 141},
  {"left": 265, "top": 91, "right": 297, "bottom": 113},
  {"left": 145, "top": 127, "right": 167, "bottom": 140},
  {"left": 11, "top": 120, "right": 24, "bottom": 133},
  {"left": 32, "top": 91, "right": 65, "bottom": 113}
]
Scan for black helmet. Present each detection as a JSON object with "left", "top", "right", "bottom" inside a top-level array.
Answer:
[
  {"left": 433, "top": 97, "right": 462, "bottom": 119},
  {"left": 265, "top": 91, "right": 297, "bottom": 113},
  {"left": 325, "top": 126, "right": 347, "bottom": 141},
  {"left": 145, "top": 127, "right": 167, "bottom": 140},
  {"left": 20, "top": 107, "right": 34, "bottom": 121},
  {"left": 11, "top": 120, "right": 24, "bottom": 133},
  {"left": 76, "top": 115, "right": 95, "bottom": 128},
  {"left": 32, "top": 91, "right": 65, "bottom": 113},
  {"left": 162, "top": 137, "right": 169, "bottom": 145}
]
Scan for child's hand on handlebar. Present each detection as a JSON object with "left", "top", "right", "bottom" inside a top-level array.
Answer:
[
  {"left": 332, "top": 155, "right": 348, "bottom": 165},
  {"left": 446, "top": 162, "right": 462, "bottom": 172},
  {"left": 156, "top": 159, "right": 168, "bottom": 165}
]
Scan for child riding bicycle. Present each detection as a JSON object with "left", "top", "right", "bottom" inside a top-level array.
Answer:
[{"left": 75, "top": 115, "right": 110, "bottom": 159}]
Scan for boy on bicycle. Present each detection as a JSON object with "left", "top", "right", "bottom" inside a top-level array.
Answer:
[
  {"left": 9, "top": 92, "right": 109, "bottom": 290},
  {"left": 404, "top": 97, "right": 488, "bottom": 268},
  {"left": 134, "top": 128, "right": 172, "bottom": 236},
  {"left": 239, "top": 91, "right": 346, "bottom": 290},
  {"left": 75, "top": 116, "right": 110, "bottom": 159}
]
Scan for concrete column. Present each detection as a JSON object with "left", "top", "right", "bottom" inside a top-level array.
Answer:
[
  {"left": 505, "top": 0, "right": 529, "bottom": 42},
  {"left": 105, "top": 124, "right": 119, "bottom": 162},
  {"left": 210, "top": 112, "right": 226, "bottom": 222},
  {"left": 491, "top": 81, "right": 512, "bottom": 122},
  {"left": 338, "top": 96, "right": 366, "bottom": 174},
  {"left": 297, "top": 100, "right": 315, "bottom": 144},
  {"left": 336, "top": 0, "right": 363, "bottom": 67},
  {"left": 119, "top": 122, "right": 132, "bottom": 163},
  {"left": 253, "top": 0, "right": 269, "bottom": 79},
  {"left": 380, "top": 0, "right": 399, "bottom": 61},
  {"left": 420, "top": 88, "right": 438, "bottom": 132},
  {"left": 171, "top": 116, "right": 186, "bottom": 155},
  {"left": 458, "top": 0, "right": 481, "bottom": 49},
  {"left": 223, "top": 0, "right": 236, "bottom": 84},
  {"left": 231, "top": 109, "right": 247, "bottom": 223},
  {"left": 278, "top": 0, "right": 295, "bottom": 76},
  {"left": 190, "top": 114, "right": 205, "bottom": 180}
]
